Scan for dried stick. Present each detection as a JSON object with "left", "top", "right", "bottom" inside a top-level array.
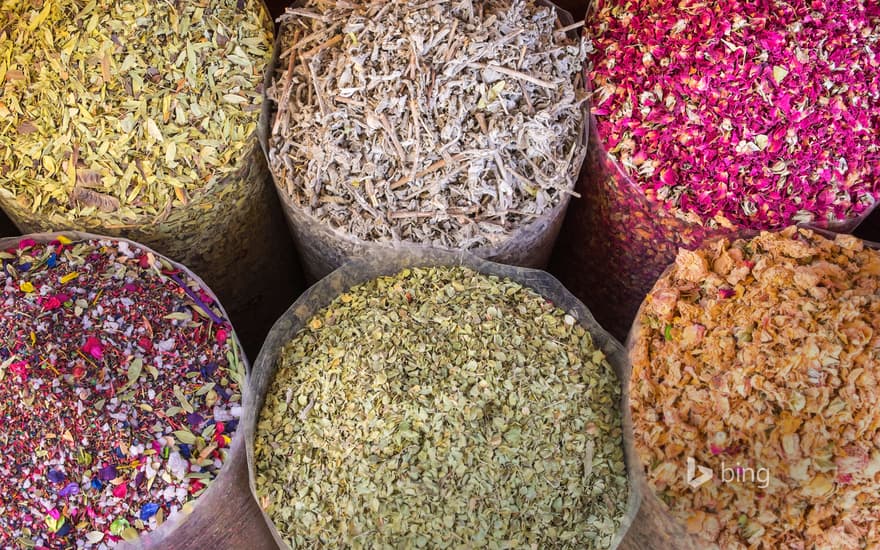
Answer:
[
  {"left": 467, "top": 62, "right": 559, "bottom": 89},
  {"left": 301, "top": 34, "right": 342, "bottom": 59},
  {"left": 556, "top": 20, "right": 586, "bottom": 34},
  {"left": 391, "top": 153, "right": 467, "bottom": 190},
  {"left": 378, "top": 113, "right": 407, "bottom": 164},
  {"left": 272, "top": 29, "right": 302, "bottom": 136},
  {"left": 389, "top": 206, "right": 479, "bottom": 219}
]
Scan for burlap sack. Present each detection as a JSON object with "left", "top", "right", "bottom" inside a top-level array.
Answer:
[
  {"left": 241, "top": 247, "right": 642, "bottom": 549},
  {"left": 260, "top": 0, "right": 587, "bottom": 283}
]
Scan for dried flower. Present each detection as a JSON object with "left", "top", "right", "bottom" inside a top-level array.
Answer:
[
  {"left": 630, "top": 227, "right": 880, "bottom": 548},
  {"left": 0, "top": 236, "right": 245, "bottom": 547},
  {"left": 47, "top": 470, "right": 66, "bottom": 484},
  {"left": 139, "top": 503, "right": 159, "bottom": 521},
  {"left": 81, "top": 336, "right": 104, "bottom": 361},
  {"left": 59, "top": 482, "right": 81, "bottom": 498},
  {"left": 554, "top": 0, "right": 880, "bottom": 339}
]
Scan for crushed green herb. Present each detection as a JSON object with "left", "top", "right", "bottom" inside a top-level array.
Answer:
[{"left": 255, "top": 266, "right": 628, "bottom": 549}]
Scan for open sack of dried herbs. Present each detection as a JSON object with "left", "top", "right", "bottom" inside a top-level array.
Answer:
[
  {"left": 263, "top": 0, "right": 589, "bottom": 281},
  {"left": 629, "top": 227, "right": 880, "bottom": 549},
  {"left": 551, "top": 0, "right": 880, "bottom": 341},
  {"left": 0, "top": 233, "right": 246, "bottom": 549},
  {"left": 243, "top": 249, "right": 639, "bottom": 549},
  {"left": 0, "top": 0, "right": 303, "bottom": 354}
]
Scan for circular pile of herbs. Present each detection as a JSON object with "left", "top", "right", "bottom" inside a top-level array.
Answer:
[
  {"left": 0, "top": 236, "right": 244, "bottom": 548},
  {"left": 588, "top": 0, "right": 880, "bottom": 229},
  {"left": 267, "top": 0, "right": 588, "bottom": 249},
  {"left": 0, "top": 0, "right": 272, "bottom": 225},
  {"left": 630, "top": 227, "right": 880, "bottom": 548},
  {"left": 255, "top": 266, "right": 628, "bottom": 549}
]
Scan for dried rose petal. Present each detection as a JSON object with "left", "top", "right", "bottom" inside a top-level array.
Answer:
[{"left": 553, "top": 0, "right": 880, "bottom": 340}]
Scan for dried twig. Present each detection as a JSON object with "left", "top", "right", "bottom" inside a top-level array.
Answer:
[
  {"left": 279, "top": 8, "right": 330, "bottom": 22},
  {"left": 301, "top": 34, "right": 342, "bottom": 59},
  {"left": 443, "top": 19, "right": 459, "bottom": 63},
  {"left": 467, "top": 62, "right": 559, "bottom": 89},
  {"left": 556, "top": 19, "right": 586, "bottom": 34},
  {"left": 273, "top": 29, "right": 301, "bottom": 136},
  {"left": 389, "top": 206, "right": 479, "bottom": 219},
  {"left": 391, "top": 153, "right": 468, "bottom": 190},
  {"left": 280, "top": 23, "right": 342, "bottom": 58},
  {"left": 378, "top": 113, "right": 407, "bottom": 164},
  {"left": 332, "top": 95, "right": 366, "bottom": 108}
]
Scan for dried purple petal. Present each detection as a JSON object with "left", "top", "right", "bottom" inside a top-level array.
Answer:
[
  {"left": 58, "top": 482, "right": 80, "bottom": 498},
  {"left": 47, "top": 469, "right": 66, "bottom": 484},
  {"left": 97, "top": 464, "right": 117, "bottom": 482}
]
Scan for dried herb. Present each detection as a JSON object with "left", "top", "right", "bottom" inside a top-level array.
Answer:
[
  {"left": 0, "top": 0, "right": 298, "bottom": 347},
  {"left": 267, "top": 0, "right": 587, "bottom": 250},
  {"left": 630, "top": 227, "right": 880, "bottom": 548},
  {"left": 255, "top": 266, "right": 629, "bottom": 548},
  {"left": 0, "top": 235, "right": 244, "bottom": 548},
  {"left": 0, "top": 0, "right": 272, "bottom": 224}
]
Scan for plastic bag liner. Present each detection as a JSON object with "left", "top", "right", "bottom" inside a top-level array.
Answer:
[
  {"left": 242, "top": 247, "right": 642, "bottom": 549},
  {"left": 258, "top": 0, "right": 587, "bottom": 284},
  {"left": 0, "top": 0, "right": 303, "bottom": 359},
  {"left": 0, "top": 231, "right": 258, "bottom": 549},
  {"left": 550, "top": 103, "right": 880, "bottom": 345},
  {"left": 619, "top": 227, "right": 880, "bottom": 550}
]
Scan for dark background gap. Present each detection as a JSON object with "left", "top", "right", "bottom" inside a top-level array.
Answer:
[
  {"left": 856, "top": 208, "right": 880, "bottom": 242},
  {"left": 0, "top": 208, "right": 18, "bottom": 238},
  {"left": 262, "top": 0, "right": 589, "bottom": 25}
]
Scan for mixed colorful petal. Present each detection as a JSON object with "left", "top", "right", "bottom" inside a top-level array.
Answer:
[{"left": 0, "top": 237, "right": 244, "bottom": 548}]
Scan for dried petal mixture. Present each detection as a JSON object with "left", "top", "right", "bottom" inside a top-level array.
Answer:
[
  {"left": 0, "top": 237, "right": 244, "bottom": 548},
  {"left": 255, "top": 266, "right": 629, "bottom": 549},
  {"left": 267, "top": 0, "right": 587, "bottom": 250},
  {"left": 591, "top": 0, "right": 879, "bottom": 229},
  {"left": 554, "top": 0, "right": 880, "bottom": 340},
  {"left": 630, "top": 227, "right": 880, "bottom": 548}
]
